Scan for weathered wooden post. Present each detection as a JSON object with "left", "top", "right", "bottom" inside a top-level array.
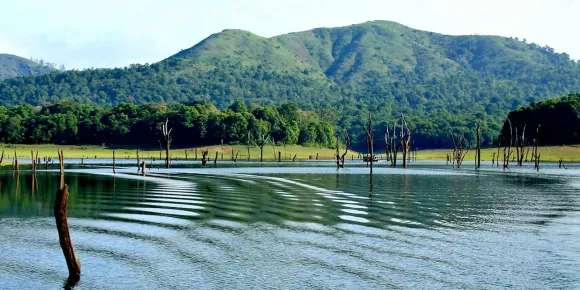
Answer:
[
  {"left": 136, "top": 150, "right": 140, "bottom": 170},
  {"left": 278, "top": 151, "right": 281, "bottom": 162},
  {"left": 112, "top": 151, "right": 116, "bottom": 174},
  {"left": 293, "top": 154, "right": 297, "bottom": 162},
  {"left": 185, "top": 150, "right": 188, "bottom": 161},
  {"left": 141, "top": 161, "right": 146, "bottom": 176},
  {"left": 214, "top": 151, "right": 218, "bottom": 164}
]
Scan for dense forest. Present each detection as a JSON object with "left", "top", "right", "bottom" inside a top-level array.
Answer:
[
  {"left": 0, "top": 101, "right": 336, "bottom": 148},
  {"left": 1, "top": 21, "right": 580, "bottom": 148},
  {"left": 502, "top": 93, "right": 580, "bottom": 145}
]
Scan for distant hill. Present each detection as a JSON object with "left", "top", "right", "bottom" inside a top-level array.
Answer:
[
  {"left": 1, "top": 20, "right": 580, "bottom": 146},
  {"left": 0, "top": 54, "right": 56, "bottom": 81}
]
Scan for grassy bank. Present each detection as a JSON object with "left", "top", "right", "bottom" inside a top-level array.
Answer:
[
  {"left": 0, "top": 144, "right": 349, "bottom": 161},
  {"left": 415, "top": 145, "right": 580, "bottom": 162}
]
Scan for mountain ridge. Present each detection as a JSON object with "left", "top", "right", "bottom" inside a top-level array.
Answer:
[
  {"left": 1, "top": 20, "right": 579, "bottom": 146},
  {"left": 0, "top": 54, "right": 57, "bottom": 81}
]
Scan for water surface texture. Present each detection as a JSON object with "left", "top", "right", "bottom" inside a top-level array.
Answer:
[{"left": 1, "top": 162, "right": 580, "bottom": 289}]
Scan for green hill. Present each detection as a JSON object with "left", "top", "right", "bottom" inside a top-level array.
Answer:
[
  {"left": 0, "top": 54, "right": 56, "bottom": 81},
  {"left": 1, "top": 20, "right": 579, "bottom": 147}
]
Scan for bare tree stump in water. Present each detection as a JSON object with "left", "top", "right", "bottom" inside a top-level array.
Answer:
[
  {"left": 112, "top": 151, "right": 116, "bottom": 174},
  {"left": 14, "top": 151, "right": 19, "bottom": 172},
  {"left": 141, "top": 161, "right": 146, "bottom": 176},
  {"left": 214, "top": 151, "right": 218, "bottom": 164},
  {"left": 293, "top": 154, "right": 297, "bottom": 162},
  {"left": 201, "top": 150, "right": 209, "bottom": 167},
  {"left": 54, "top": 184, "right": 81, "bottom": 286}
]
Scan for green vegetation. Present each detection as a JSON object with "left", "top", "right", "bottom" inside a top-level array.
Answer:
[
  {"left": 0, "top": 101, "right": 335, "bottom": 149},
  {"left": 502, "top": 93, "right": 580, "bottom": 145},
  {"left": 0, "top": 144, "right": 343, "bottom": 161},
  {"left": 416, "top": 145, "right": 580, "bottom": 162},
  {"left": 0, "top": 54, "right": 56, "bottom": 81},
  {"left": 1, "top": 21, "right": 580, "bottom": 148}
]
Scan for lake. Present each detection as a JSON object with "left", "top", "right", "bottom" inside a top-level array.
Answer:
[{"left": 1, "top": 160, "right": 580, "bottom": 289}]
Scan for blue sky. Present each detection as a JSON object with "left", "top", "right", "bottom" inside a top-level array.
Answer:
[{"left": 0, "top": 0, "right": 577, "bottom": 69}]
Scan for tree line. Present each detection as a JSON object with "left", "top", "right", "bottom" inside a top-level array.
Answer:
[{"left": 0, "top": 101, "right": 336, "bottom": 148}]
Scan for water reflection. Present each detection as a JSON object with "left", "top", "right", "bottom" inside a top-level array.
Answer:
[{"left": 0, "top": 165, "right": 579, "bottom": 289}]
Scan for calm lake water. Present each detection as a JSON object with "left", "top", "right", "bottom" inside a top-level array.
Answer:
[{"left": 1, "top": 161, "right": 580, "bottom": 289}]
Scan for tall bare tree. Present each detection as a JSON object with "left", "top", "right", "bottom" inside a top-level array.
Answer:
[
  {"left": 161, "top": 119, "right": 172, "bottom": 168},
  {"left": 363, "top": 110, "right": 374, "bottom": 174},
  {"left": 450, "top": 133, "right": 472, "bottom": 168},
  {"left": 255, "top": 134, "right": 270, "bottom": 162},
  {"left": 400, "top": 114, "right": 412, "bottom": 168}
]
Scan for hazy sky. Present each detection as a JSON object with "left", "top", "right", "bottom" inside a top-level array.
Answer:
[{"left": 0, "top": 0, "right": 577, "bottom": 69}]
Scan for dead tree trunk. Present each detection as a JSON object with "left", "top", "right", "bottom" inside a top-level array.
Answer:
[
  {"left": 161, "top": 119, "right": 173, "bottom": 169},
  {"left": 384, "top": 129, "right": 391, "bottom": 162},
  {"left": 516, "top": 125, "right": 526, "bottom": 166},
  {"left": 363, "top": 110, "right": 374, "bottom": 175},
  {"left": 14, "top": 151, "right": 19, "bottom": 172},
  {"left": 255, "top": 134, "right": 270, "bottom": 163},
  {"left": 58, "top": 150, "right": 64, "bottom": 174},
  {"left": 340, "top": 129, "right": 351, "bottom": 168},
  {"left": 201, "top": 150, "right": 209, "bottom": 167},
  {"left": 503, "top": 118, "right": 513, "bottom": 169},
  {"left": 400, "top": 114, "right": 411, "bottom": 169},
  {"left": 496, "top": 133, "right": 502, "bottom": 167},
  {"left": 54, "top": 184, "right": 81, "bottom": 286},
  {"left": 450, "top": 133, "right": 472, "bottom": 168},
  {"left": 391, "top": 120, "right": 399, "bottom": 167},
  {"left": 475, "top": 123, "right": 481, "bottom": 169},
  {"left": 247, "top": 130, "right": 252, "bottom": 161},
  {"left": 533, "top": 125, "right": 541, "bottom": 171},
  {"left": 335, "top": 136, "right": 341, "bottom": 169}
]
